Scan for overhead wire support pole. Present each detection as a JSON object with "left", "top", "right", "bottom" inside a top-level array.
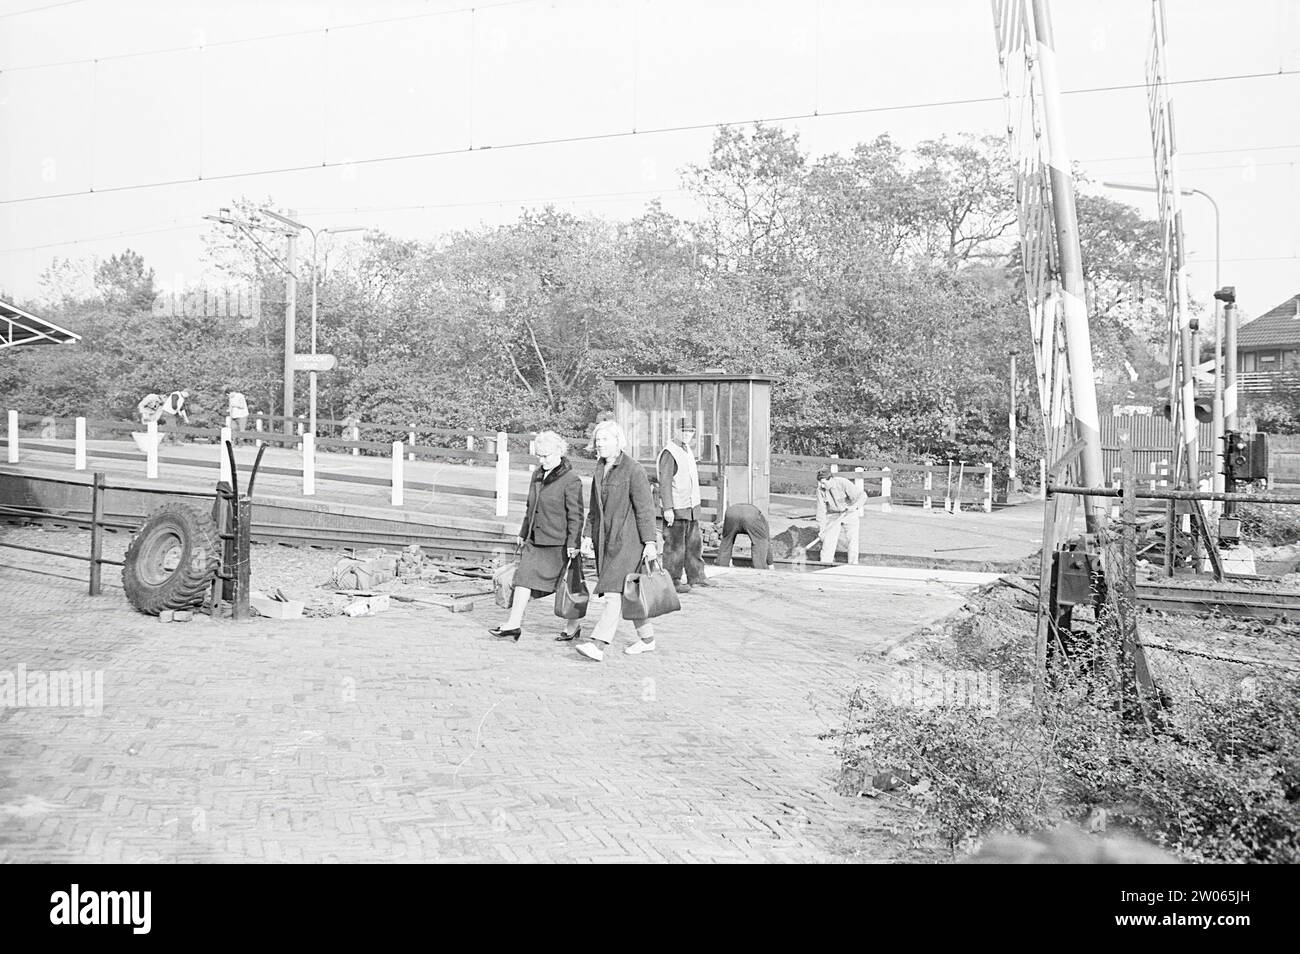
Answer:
[{"left": 1028, "top": 0, "right": 1107, "bottom": 533}]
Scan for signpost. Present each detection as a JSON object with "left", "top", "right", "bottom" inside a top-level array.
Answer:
[{"left": 292, "top": 354, "right": 337, "bottom": 373}]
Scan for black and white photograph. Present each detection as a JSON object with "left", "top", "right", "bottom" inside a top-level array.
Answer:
[{"left": 0, "top": 0, "right": 1296, "bottom": 890}]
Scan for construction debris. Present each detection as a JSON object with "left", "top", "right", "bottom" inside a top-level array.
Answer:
[{"left": 249, "top": 589, "right": 305, "bottom": 620}]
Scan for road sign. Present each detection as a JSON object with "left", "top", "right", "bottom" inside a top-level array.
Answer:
[{"left": 292, "top": 353, "right": 336, "bottom": 372}]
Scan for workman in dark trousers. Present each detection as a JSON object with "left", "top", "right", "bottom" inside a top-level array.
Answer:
[
  {"left": 657, "top": 417, "right": 710, "bottom": 593},
  {"left": 715, "top": 503, "right": 774, "bottom": 569}
]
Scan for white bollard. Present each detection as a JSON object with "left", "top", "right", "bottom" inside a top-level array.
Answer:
[
  {"left": 829, "top": 452, "right": 839, "bottom": 474},
  {"left": 852, "top": 466, "right": 864, "bottom": 498},
  {"left": 880, "top": 467, "right": 893, "bottom": 513},
  {"left": 75, "top": 417, "right": 87, "bottom": 471},
  {"left": 6, "top": 410, "right": 17, "bottom": 463},
  {"left": 923, "top": 468, "right": 933, "bottom": 511},
  {"left": 392, "top": 441, "right": 404, "bottom": 506},
  {"left": 983, "top": 462, "right": 993, "bottom": 514},
  {"left": 495, "top": 430, "right": 510, "bottom": 517},
  {"left": 466, "top": 434, "right": 475, "bottom": 453},
  {"left": 351, "top": 425, "right": 360, "bottom": 457},
  {"left": 146, "top": 420, "right": 159, "bottom": 479},
  {"left": 303, "top": 433, "right": 315, "bottom": 496},
  {"left": 1039, "top": 458, "right": 1047, "bottom": 500},
  {"left": 219, "top": 426, "right": 232, "bottom": 486},
  {"left": 408, "top": 426, "right": 416, "bottom": 461},
  {"left": 225, "top": 416, "right": 233, "bottom": 434}
]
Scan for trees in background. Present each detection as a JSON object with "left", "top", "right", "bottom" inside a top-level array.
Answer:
[{"left": 2, "top": 125, "right": 1169, "bottom": 479}]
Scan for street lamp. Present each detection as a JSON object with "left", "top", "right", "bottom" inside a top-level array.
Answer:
[
  {"left": 260, "top": 210, "right": 365, "bottom": 438},
  {"left": 1102, "top": 180, "right": 1223, "bottom": 494},
  {"left": 204, "top": 209, "right": 300, "bottom": 437}
]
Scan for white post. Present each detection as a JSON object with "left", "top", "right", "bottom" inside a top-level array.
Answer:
[
  {"left": 146, "top": 420, "right": 159, "bottom": 479},
  {"left": 255, "top": 415, "right": 264, "bottom": 449},
  {"left": 296, "top": 415, "right": 304, "bottom": 451},
  {"left": 852, "top": 466, "right": 864, "bottom": 497},
  {"left": 880, "top": 467, "right": 893, "bottom": 513},
  {"left": 219, "top": 426, "right": 232, "bottom": 486},
  {"left": 408, "top": 425, "right": 416, "bottom": 461},
  {"left": 983, "top": 463, "right": 993, "bottom": 514},
  {"left": 302, "top": 433, "right": 315, "bottom": 496},
  {"left": 923, "top": 468, "right": 933, "bottom": 511},
  {"left": 74, "top": 417, "right": 87, "bottom": 471},
  {"left": 391, "top": 441, "right": 404, "bottom": 506},
  {"left": 1039, "top": 458, "right": 1047, "bottom": 500},
  {"left": 495, "top": 430, "right": 510, "bottom": 517},
  {"left": 466, "top": 434, "right": 475, "bottom": 453},
  {"left": 225, "top": 416, "right": 233, "bottom": 434},
  {"left": 528, "top": 438, "right": 537, "bottom": 457},
  {"left": 6, "top": 410, "right": 16, "bottom": 463},
  {"left": 829, "top": 452, "right": 839, "bottom": 474},
  {"left": 351, "top": 425, "right": 360, "bottom": 456}
]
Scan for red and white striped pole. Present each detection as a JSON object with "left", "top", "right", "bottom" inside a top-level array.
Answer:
[{"left": 1030, "top": 0, "right": 1107, "bottom": 532}]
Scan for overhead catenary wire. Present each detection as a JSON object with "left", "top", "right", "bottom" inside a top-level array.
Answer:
[{"left": 1, "top": 67, "right": 1296, "bottom": 209}]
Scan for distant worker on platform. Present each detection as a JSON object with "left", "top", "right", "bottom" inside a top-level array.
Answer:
[
  {"left": 160, "top": 389, "right": 190, "bottom": 425},
  {"left": 658, "top": 417, "right": 710, "bottom": 593},
  {"left": 225, "top": 388, "right": 249, "bottom": 431},
  {"left": 715, "top": 503, "right": 774, "bottom": 570},
  {"left": 815, "top": 467, "right": 867, "bottom": 565},
  {"left": 137, "top": 392, "right": 165, "bottom": 425}
]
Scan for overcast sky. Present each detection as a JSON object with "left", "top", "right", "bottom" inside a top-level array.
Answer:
[{"left": 1, "top": 0, "right": 1297, "bottom": 317}]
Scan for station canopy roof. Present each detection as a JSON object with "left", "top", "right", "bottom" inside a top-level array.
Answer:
[{"left": 0, "top": 299, "right": 81, "bottom": 350}]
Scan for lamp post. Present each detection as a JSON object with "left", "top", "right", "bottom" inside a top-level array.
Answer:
[
  {"left": 204, "top": 208, "right": 300, "bottom": 436},
  {"left": 1102, "top": 181, "right": 1222, "bottom": 492},
  {"left": 1009, "top": 349, "right": 1019, "bottom": 495},
  {"left": 260, "top": 210, "right": 364, "bottom": 437}
]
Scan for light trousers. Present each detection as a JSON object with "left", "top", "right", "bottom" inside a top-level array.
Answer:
[
  {"left": 589, "top": 592, "right": 655, "bottom": 645},
  {"left": 820, "top": 511, "right": 860, "bottom": 564}
]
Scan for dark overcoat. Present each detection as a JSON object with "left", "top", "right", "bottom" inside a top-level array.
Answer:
[
  {"left": 513, "top": 457, "right": 584, "bottom": 595},
  {"left": 586, "top": 451, "right": 656, "bottom": 594}
]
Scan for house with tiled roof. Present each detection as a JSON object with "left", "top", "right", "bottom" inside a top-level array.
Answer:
[{"left": 1238, "top": 293, "right": 1300, "bottom": 393}]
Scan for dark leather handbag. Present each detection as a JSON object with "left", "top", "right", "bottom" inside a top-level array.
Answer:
[
  {"left": 621, "top": 558, "right": 681, "bottom": 621},
  {"left": 554, "top": 555, "right": 589, "bottom": 620}
]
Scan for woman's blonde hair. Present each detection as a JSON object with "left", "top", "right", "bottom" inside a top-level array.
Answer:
[
  {"left": 591, "top": 419, "right": 629, "bottom": 458},
  {"left": 534, "top": 430, "right": 567, "bottom": 457}
]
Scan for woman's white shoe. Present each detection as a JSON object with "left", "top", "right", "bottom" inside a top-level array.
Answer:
[
  {"left": 575, "top": 642, "right": 605, "bottom": 662},
  {"left": 624, "top": 640, "right": 656, "bottom": 655}
]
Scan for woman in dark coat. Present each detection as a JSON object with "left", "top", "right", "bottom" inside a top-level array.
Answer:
[
  {"left": 489, "top": 431, "right": 585, "bottom": 642},
  {"left": 574, "top": 420, "right": 659, "bottom": 662}
]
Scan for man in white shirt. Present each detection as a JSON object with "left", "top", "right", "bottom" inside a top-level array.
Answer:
[
  {"left": 225, "top": 388, "right": 249, "bottom": 431},
  {"left": 657, "top": 418, "right": 710, "bottom": 593},
  {"left": 815, "top": 467, "right": 867, "bottom": 564}
]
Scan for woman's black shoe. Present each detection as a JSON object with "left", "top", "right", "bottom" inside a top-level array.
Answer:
[
  {"left": 489, "top": 626, "right": 522, "bottom": 642},
  {"left": 555, "top": 625, "right": 582, "bottom": 642}
]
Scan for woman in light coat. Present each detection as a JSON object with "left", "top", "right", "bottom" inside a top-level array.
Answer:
[
  {"left": 489, "top": 431, "right": 585, "bottom": 642},
  {"left": 575, "top": 420, "right": 659, "bottom": 662}
]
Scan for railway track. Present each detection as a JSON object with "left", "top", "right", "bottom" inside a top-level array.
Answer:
[
  {"left": 1135, "top": 581, "right": 1300, "bottom": 622},
  {"left": 0, "top": 504, "right": 513, "bottom": 565}
]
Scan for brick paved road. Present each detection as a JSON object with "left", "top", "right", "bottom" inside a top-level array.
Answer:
[{"left": 0, "top": 562, "right": 973, "bottom": 863}]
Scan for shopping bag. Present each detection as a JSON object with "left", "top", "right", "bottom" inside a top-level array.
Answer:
[
  {"left": 493, "top": 561, "right": 518, "bottom": 608},
  {"left": 621, "top": 558, "right": 681, "bottom": 621},
  {"left": 554, "top": 555, "right": 590, "bottom": 620}
]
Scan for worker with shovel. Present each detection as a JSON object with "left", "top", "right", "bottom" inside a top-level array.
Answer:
[{"left": 814, "top": 467, "right": 867, "bottom": 564}]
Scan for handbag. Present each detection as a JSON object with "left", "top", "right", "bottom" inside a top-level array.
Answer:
[
  {"left": 621, "top": 557, "right": 681, "bottom": 621},
  {"left": 492, "top": 560, "right": 518, "bottom": 608},
  {"left": 554, "top": 554, "right": 590, "bottom": 620}
]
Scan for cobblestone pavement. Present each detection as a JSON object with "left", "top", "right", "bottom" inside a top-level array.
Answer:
[{"left": 0, "top": 559, "right": 974, "bottom": 863}]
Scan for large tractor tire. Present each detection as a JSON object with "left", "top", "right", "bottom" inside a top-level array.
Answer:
[{"left": 123, "top": 503, "right": 221, "bottom": 615}]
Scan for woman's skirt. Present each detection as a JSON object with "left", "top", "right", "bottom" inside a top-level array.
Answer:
[{"left": 513, "top": 541, "right": 566, "bottom": 597}]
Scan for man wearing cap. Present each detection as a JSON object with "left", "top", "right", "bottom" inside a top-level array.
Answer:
[
  {"left": 658, "top": 418, "right": 710, "bottom": 593},
  {"left": 815, "top": 468, "right": 867, "bottom": 564}
]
